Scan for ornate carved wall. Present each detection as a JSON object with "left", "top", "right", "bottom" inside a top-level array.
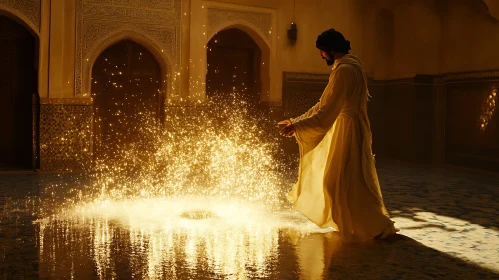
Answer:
[
  {"left": 75, "top": 0, "right": 182, "bottom": 98},
  {"left": 0, "top": 0, "right": 40, "bottom": 33}
]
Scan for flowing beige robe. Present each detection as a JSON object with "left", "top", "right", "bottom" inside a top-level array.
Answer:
[{"left": 288, "top": 54, "right": 398, "bottom": 240}]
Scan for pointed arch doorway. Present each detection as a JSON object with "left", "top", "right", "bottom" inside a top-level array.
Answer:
[
  {"left": 91, "top": 40, "right": 164, "bottom": 160},
  {"left": 0, "top": 15, "right": 39, "bottom": 171}
]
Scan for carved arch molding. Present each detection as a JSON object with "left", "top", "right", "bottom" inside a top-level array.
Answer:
[
  {"left": 206, "top": 6, "right": 272, "bottom": 46},
  {"left": 0, "top": 0, "right": 40, "bottom": 33},
  {"left": 204, "top": 2, "right": 278, "bottom": 103},
  {"left": 75, "top": 0, "right": 182, "bottom": 97}
]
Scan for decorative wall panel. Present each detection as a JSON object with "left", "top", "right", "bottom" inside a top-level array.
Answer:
[
  {"left": 75, "top": 0, "right": 181, "bottom": 97},
  {"left": 0, "top": 0, "right": 40, "bottom": 32},
  {"left": 40, "top": 99, "right": 92, "bottom": 171},
  {"left": 282, "top": 72, "right": 329, "bottom": 118}
]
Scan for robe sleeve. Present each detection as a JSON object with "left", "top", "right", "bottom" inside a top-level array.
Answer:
[
  {"left": 293, "top": 64, "right": 351, "bottom": 147},
  {"left": 290, "top": 98, "right": 322, "bottom": 123}
]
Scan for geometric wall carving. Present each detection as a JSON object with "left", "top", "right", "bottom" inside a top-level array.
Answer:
[
  {"left": 282, "top": 72, "right": 329, "bottom": 118},
  {"left": 0, "top": 0, "right": 40, "bottom": 32},
  {"left": 75, "top": 0, "right": 182, "bottom": 98}
]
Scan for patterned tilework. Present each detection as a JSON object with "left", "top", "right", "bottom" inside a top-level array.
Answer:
[{"left": 40, "top": 102, "right": 92, "bottom": 171}]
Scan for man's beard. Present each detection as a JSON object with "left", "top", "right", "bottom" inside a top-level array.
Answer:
[{"left": 322, "top": 53, "right": 335, "bottom": 66}]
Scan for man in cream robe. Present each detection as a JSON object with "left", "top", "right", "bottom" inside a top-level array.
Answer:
[{"left": 280, "top": 29, "right": 398, "bottom": 240}]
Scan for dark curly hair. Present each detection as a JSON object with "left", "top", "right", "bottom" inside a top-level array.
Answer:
[{"left": 316, "top": 28, "right": 351, "bottom": 53}]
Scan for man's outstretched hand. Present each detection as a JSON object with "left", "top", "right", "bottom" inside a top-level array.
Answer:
[{"left": 278, "top": 120, "right": 296, "bottom": 137}]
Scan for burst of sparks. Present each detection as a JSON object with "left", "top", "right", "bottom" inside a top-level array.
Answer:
[{"left": 32, "top": 94, "right": 301, "bottom": 279}]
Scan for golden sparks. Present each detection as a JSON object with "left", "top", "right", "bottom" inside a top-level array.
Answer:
[{"left": 479, "top": 87, "right": 497, "bottom": 132}]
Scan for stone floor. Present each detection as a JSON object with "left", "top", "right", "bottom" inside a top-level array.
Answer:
[{"left": 0, "top": 160, "right": 498, "bottom": 279}]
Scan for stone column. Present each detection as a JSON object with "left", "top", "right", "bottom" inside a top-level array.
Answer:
[
  {"left": 188, "top": 0, "right": 208, "bottom": 102},
  {"left": 40, "top": 0, "right": 92, "bottom": 171},
  {"left": 180, "top": 0, "right": 191, "bottom": 100},
  {"left": 48, "top": 0, "right": 75, "bottom": 98},
  {"left": 38, "top": 0, "right": 50, "bottom": 98}
]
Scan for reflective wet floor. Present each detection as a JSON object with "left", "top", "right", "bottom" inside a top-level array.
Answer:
[{"left": 1, "top": 160, "right": 498, "bottom": 279}]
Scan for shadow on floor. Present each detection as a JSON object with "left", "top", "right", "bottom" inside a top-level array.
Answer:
[
  {"left": 375, "top": 159, "right": 499, "bottom": 231},
  {"left": 289, "top": 232, "right": 499, "bottom": 280}
]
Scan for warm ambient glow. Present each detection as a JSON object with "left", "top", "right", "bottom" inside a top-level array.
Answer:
[
  {"left": 479, "top": 87, "right": 497, "bottom": 132},
  {"left": 34, "top": 96, "right": 312, "bottom": 278}
]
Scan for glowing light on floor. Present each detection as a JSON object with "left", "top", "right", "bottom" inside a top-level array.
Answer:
[
  {"left": 37, "top": 198, "right": 319, "bottom": 279},
  {"left": 392, "top": 210, "right": 499, "bottom": 272}
]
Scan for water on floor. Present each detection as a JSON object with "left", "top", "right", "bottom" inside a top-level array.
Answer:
[{"left": 1, "top": 160, "right": 498, "bottom": 280}]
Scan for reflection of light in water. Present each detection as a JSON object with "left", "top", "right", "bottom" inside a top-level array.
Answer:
[
  {"left": 480, "top": 87, "right": 497, "bottom": 132},
  {"left": 93, "top": 219, "right": 116, "bottom": 279},
  {"left": 393, "top": 210, "right": 499, "bottom": 272},
  {"left": 37, "top": 198, "right": 318, "bottom": 279},
  {"left": 79, "top": 198, "right": 284, "bottom": 278}
]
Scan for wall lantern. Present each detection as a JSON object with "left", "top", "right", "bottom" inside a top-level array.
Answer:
[{"left": 287, "top": 22, "right": 297, "bottom": 43}]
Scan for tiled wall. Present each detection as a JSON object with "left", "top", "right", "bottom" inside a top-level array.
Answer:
[
  {"left": 39, "top": 99, "right": 92, "bottom": 171},
  {"left": 282, "top": 72, "right": 330, "bottom": 119}
]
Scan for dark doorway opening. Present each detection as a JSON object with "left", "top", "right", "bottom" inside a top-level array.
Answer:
[
  {"left": 0, "top": 15, "right": 39, "bottom": 171},
  {"left": 91, "top": 40, "right": 164, "bottom": 160},
  {"left": 206, "top": 28, "right": 262, "bottom": 106}
]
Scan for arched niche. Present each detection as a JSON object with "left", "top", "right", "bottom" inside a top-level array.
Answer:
[
  {"left": 0, "top": 4, "right": 40, "bottom": 37},
  {"left": 186, "top": 3, "right": 278, "bottom": 104},
  {"left": 207, "top": 21, "right": 274, "bottom": 101},
  {"left": 206, "top": 27, "right": 270, "bottom": 107},
  {"left": 83, "top": 30, "right": 173, "bottom": 100},
  {"left": 0, "top": 14, "right": 39, "bottom": 169},
  {"left": 91, "top": 40, "right": 163, "bottom": 160}
]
